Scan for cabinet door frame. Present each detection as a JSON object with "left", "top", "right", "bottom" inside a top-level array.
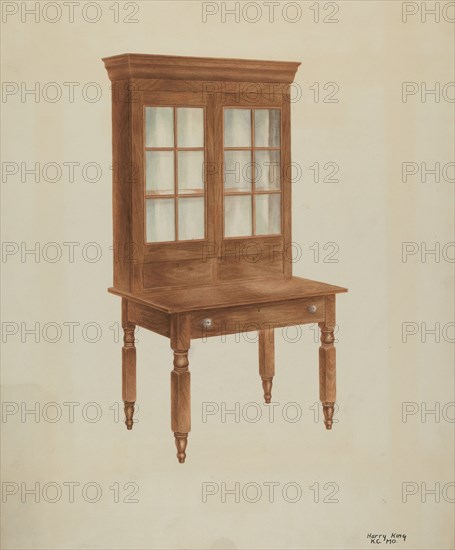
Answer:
[
  {"left": 215, "top": 91, "right": 291, "bottom": 276},
  {"left": 132, "top": 90, "right": 215, "bottom": 264}
]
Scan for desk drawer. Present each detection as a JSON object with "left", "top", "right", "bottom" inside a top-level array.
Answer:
[{"left": 191, "top": 297, "right": 325, "bottom": 339}]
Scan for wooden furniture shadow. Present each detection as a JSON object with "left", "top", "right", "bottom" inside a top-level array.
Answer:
[{"left": 103, "top": 53, "right": 348, "bottom": 463}]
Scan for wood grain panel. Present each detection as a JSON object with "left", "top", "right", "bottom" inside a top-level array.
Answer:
[
  {"left": 217, "top": 253, "right": 283, "bottom": 281},
  {"left": 191, "top": 297, "right": 325, "bottom": 339},
  {"left": 142, "top": 241, "right": 212, "bottom": 262},
  {"left": 135, "top": 79, "right": 291, "bottom": 99},
  {"left": 128, "top": 301, "right": 170, "bottom": 337},
  {"left": 220, "top": 236, "right": 283, "bottom": 257},
  {"left": 222, "top": 92, "right": 282, "bottom": 107},
  {"left": 111, "top": 80, "right": 133, "bottom": 291},
  {"left": 142, "top": 259, "right": 213, "bottom": 289}
]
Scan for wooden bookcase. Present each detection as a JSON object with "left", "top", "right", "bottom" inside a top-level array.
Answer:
[{"left": 103, "top": 53, "right": 347, "bottom": 463}]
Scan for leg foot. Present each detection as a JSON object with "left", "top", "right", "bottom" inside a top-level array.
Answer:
[
  {"left": 262, "top": 379, "right": 273, "bottom": 404},
  {"left": 174, "top": 432, "right": 188, "bottom": 463},
  {"left": 259, "top": 328, "right": 275, "bottom": 404},
  {"left": 124, "top": 401, "right": 135, "bottom": 430},
  {"left": 323, "top": 402, "right": 334, "bottom": 430}
]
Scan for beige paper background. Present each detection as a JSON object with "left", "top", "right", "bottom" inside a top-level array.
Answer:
[{"left": 1, "top": 1, "right": 454, "bottom": 549}]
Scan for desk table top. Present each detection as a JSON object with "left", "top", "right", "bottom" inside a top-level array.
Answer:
[{"left": 109, "top": 276, "right": 347, "bottom": 314}]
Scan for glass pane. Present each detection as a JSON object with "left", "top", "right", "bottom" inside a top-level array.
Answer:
[
  {"left": 255, "top": 194, "right": 281, "bottom": 235},
  {"left": 178, "top": 197, "right": 204, "bottom": 240},
  {"left": 145, "top": 107, "right": 174, "bottom": 147},
  {"left": 178, "top": 151, "right": 204, "bottom": 194},
  {"left": 146, "top": 199, "right": 175, "bottom": 242},
  {"left": 254, "top": 109, "right": 280, "bottom": 147},
  {"left": 255, "top": 150, "right": 281, "bottom": 191},
  {"left": 224, "top": 150, "right": 253, "bottom": 191},
  {"left": 177, "top": 108, "right": 204, "bottom": 147},
  {"left": 224, "top": 109, "right": 251, "bottom": 147},
  {"left": 224, "top": 195, "right": 252, "bottom": 237},
  {"left": 145, "top": 151, "right": 174, "bottom": 194}
]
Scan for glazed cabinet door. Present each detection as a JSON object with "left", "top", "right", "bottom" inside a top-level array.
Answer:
[
  {"left": 214, "top": 87, "right": 291, "bottom": 280},
  {"left": 145, "top": 105, "right": 205, "bottom": 242},
  {"left": 127, "top": 91, "right": 214, "bottom": 291},
  {"left": 132, "top": 91, "right": 215, "bottom": 264},
  {"left": 223, "top": 106, "right": 282, "bottom": 237}
]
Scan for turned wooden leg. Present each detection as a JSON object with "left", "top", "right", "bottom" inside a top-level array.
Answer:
[
  {"left": 319, "top": 295, "right": 336, "bottom": 430},
  {"left": 171, "top": 350, "right": 190, "bottom": 463},
  {"left": 170, "top": 313, "right": 191, "bottom": 463},
  {"left": 259, "top": 327, "right": 275, "bottom": 404},
  {"left": 122, "top": 299, "right": 136, "bottom": 430}
]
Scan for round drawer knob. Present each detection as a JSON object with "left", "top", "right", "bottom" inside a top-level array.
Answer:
[
  {"left": 202, "top": 318, "right": 213, "bottom": 329},
  {"left": 307, "top": 305, "right": 317, "bottom": 314}
]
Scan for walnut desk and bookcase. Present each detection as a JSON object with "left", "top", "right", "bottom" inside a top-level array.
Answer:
[{"left": 102, "top": 53, "right": 347, "bottom": 463}]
